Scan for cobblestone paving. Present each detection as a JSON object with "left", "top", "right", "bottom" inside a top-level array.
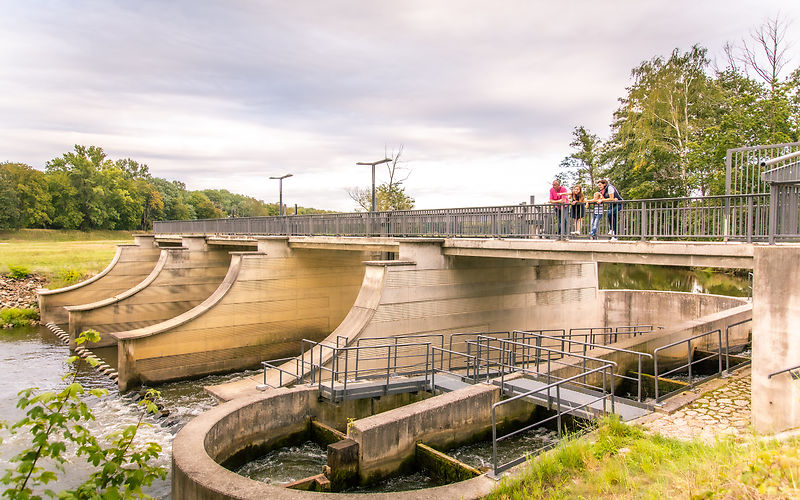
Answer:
[{"left": 642, "top": 367, "right": 751, "bottom": 442}]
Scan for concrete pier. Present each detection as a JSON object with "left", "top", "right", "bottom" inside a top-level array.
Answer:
[
  {"left": 111, "top": 238, "right": 372, "bottom": 390},
  {"left": 65, "top": 236, "right": 233, "bottom": 347},
  {"left": 752, "top": 246, "right": 800, "bottom": 433},
  {"left": 37, "top": 235, "right": 161, "bottom": 324}
]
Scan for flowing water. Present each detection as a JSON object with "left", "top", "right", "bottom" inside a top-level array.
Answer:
[{"left": 0, "top": 325, "right": 258, "bottom": 499}]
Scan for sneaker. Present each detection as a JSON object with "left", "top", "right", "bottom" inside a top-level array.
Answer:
[
  {"left": 610, "top": 237, "right": 618, "bottom": 241},
  {"left": 608, "top": 230, "right": 615, "bottom": 235}
]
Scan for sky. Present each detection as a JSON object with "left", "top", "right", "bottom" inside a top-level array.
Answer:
[{"left": 2, "top": 1, "right": 799, "bottom": 212}]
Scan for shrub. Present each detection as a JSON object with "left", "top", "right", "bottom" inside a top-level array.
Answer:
[
  {"left": 0, "top": 307, "right": 38, "bottom": 327},
  {"left": 51, "top": 267, "right": 85, "bottom": 288},
  {"left": 5, "top": 265, "right": 31, "bottom": 280},
  {"left": 0, "top": 330, "right": 166, "bottom": 498}
]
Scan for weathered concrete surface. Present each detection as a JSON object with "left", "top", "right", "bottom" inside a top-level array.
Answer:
[
  {"left": 348, "top": 383, "right": 503, "bottom": 482},
  {"left": 752, "top": 246, "right": 800, "bottom": 433},
  {"left": 214, "top": 239, "right": 602, "bottom": 398},
  {"left": 37, "top": 235, "right": 161, "bottom": 324},
  {"left": 172, "top": 386, "right": 497, "bottom": 500},
  {"left": 441, "top": 238, "right": 755, "bottom": 269},
  {"left": 112, "top": 239, "right": 370, "bottom": 390},
  {"left": 65, "top": 236, "right": 233, "bottom": 347},
  {"left": 601, "top": 289, "right": 749, "bottom": 329}
]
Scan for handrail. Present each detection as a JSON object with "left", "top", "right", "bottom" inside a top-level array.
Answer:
[
  {"left": 761, "top": 150, "right": 800, "bottom": 167},
  {"left": 768, "top": 363, "right": 800, "bottom": 379},
  {"left": 490, "top": 363, "right": 616, "bottom": 477},
  {"left": 653, "top": 329, "right": 723, "bottom": 402},
  {"left": 514, "top": 330, "right": 653, "bottom": 402},
  {"left": 725, "top": 318, "right": 752, "bottom": 373}
]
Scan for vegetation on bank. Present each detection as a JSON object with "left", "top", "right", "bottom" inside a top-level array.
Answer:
[
  {"left": 488, "top": 417, "right": 800, "bottom": 499},
  {"left": 0, "top": 308, "right": 38, "bottom": 327},
  {"left": 0, "top": 230, "right": 128, "bottom": 288}
]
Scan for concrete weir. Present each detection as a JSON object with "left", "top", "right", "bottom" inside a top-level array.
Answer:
[
  {"left": 65, "top": 236, "right": 234, "bottom": 347},
  {"left": 212, "top": 238, "right": 602, "bottom": 398},
  {"left": 111, "top": 238, "right": 373, "bottom": 390},
  {"left": 37, "top": 234, "right": 162, "bottom": 324}
]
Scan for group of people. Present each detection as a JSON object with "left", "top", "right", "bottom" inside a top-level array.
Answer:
[{"left": 549, "top": 179, "right": 623, "bottom": 240}]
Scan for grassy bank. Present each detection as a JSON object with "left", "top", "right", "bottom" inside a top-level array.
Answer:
[
  {"left": 0, "top": 230, "right": 137, "bottom": 287},
  {"left": 488, "top": 418, "right": 800, "bottom": 499}
]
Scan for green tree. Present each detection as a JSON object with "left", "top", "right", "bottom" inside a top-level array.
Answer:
[
  {"left": 0, "top": 167, "right": 21, "bottom": 230},
  {"left": 607, "top": 45, "right": 714, "bottom": 198},
  {"left": 559, "top": 126, "right": 606, "bottom": 190},
  {"left": 348, "top": 147, "right": 415, "bottom": 211},
  {"left": 0, "top": 330, "right": 165, "bottom": 499},
  {"left": 187, "top": 191, "right": 223, "bottom": 219},
  {"left": 0, "top": 163, "right": 51, "bottom": 229}
]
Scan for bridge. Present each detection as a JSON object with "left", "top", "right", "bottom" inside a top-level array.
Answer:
[{"left": 36, "top": 143, "right": 800, "bottom": 438}]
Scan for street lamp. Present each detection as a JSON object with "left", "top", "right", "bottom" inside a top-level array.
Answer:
[
  {"left": 356, "top": 158, "right": 391, "bottom": 212},
  {"left": 269, "top": 174, "right": 293, "bottom": 216}
]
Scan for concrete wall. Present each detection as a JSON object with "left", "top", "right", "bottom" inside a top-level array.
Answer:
[
  {"left": 112, "top": 239, "right": 369, "bottom": 390},
  {"left": 172, "top": 386, "right": 497, "bottom": 500},
  {"left": 37, "top": 235, "right": 161, "bottom": 324},
  {"left": 601, "top": 289, "right": 749, "bottom": 328},
  {"left": 66, "top": 236, "right": 233, "bottom": 345},
  {"left": 266, "top": 240, "right": 603, "bottom": 387},
  {"left": 752, "top": 246, "right": 800, "bottom": 433}
]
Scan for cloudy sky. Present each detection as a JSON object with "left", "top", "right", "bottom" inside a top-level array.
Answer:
[{"left": 2, "top": 1, "right": 799, "bottom": 211}]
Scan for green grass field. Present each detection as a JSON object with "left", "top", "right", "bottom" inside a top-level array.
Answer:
[{"left": 0, "top": 230, "right": 138, "bottom": 287}]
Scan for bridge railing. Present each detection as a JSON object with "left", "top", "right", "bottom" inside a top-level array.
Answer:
[{"left": 153, "top": 193, "right": 787, "bottom": 241}]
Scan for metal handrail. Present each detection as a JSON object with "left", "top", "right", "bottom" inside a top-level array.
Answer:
[
  {"left": 653, "top": 329, "right": 723, "bottom": 402},
  {"left": 152, "top": 192, "right": 790, "bottom": 242},
  {"left": 513, "top": 330, "right": 653, "bottom": 402},
  {"left": 490, "top": 363, "right": 616, "bottom": 477},
  {"left": 768, "top": 363, "right": 800, "bottom": 379},
  {"left": 724, "top": 318, "right": 752, "bottom": 373}
]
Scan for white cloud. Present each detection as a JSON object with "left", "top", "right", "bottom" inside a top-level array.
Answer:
[{"left": 1, "top": 0, "right": 798, "bottom": 212}]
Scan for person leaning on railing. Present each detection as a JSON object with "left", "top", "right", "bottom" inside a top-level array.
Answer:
[
  {"left": 549, "top": 179, "right": 570, "bottom": 239},
  {"left": 597, "top": 179, "right": 623, "bottom": 241},
  {"left": 569, "top": 185, "right": 587, "bottom": 235}
]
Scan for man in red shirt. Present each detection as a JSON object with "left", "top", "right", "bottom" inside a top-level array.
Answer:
[{"left": 549, "top": 179, "right": 569, "bottom": 238}]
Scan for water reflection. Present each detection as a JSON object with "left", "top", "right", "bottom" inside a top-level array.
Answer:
[{"left": 599, "top": 264, "right": 750, "bottom": 297}]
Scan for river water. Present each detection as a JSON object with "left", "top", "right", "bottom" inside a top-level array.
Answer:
[{"left": 0, "top": 265, "right": 750, "bottom": 496}]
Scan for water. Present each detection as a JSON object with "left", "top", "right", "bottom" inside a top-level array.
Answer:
[
  {"left": 0, "top": 325, "right": 257, "bottom": 499},
  {"left": 599, "top": 264, "right": 750, "bottom": 297},
  {"left": 234, "top": 441, "right": 328, "bottom": 485}
]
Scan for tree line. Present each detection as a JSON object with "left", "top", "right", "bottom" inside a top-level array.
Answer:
[
  {"left": 0, "top": 145, "right": 329, "bottom": 231},
  {"left": 559, "top": 15, "right": 800, "bottom": 199}
]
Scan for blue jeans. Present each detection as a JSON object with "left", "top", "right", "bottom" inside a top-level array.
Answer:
[
  {"left": 554, "top": 207, "right": 568, "bottom": 236},
  {"left": 607, "top": 203, "right": 622, "bottom": 234},
  {"left": 590, "top": 213, "right": 602, "bottom": 236}
]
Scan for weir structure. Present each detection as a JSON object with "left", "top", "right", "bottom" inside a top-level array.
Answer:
[{"left": 36, "top": 142, "right": 800, "bottom": 497}]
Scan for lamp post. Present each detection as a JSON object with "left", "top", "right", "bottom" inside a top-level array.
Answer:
[
  {"left": 356, "top": 158, "right": 391, "bottom": 212},
  {"left": 269, "top": 174, "right": 293, "bottom": 216}
]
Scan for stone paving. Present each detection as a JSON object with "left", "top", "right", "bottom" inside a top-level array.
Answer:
[{"left": 641, "top": 367, "right": 751, "bottom": 442}]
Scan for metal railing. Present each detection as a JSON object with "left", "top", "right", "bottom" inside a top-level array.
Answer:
[
  {"left": 484, "top": 336, "right": 617, "bottom": 476},
  {"left": 768, "top": 363, "right": 800, "bottom": 380},
  {"left": 512, "top": 330, "right": 653, "bottom": 402},
  {"left": 725, "top": 318, "right": 752, "bottom": 373},
  {"left": 152, "top": 192, "right": 796, "bottom": 242},
  {"left": 653, "top": 329, "right": 724, "bottom": 402}
]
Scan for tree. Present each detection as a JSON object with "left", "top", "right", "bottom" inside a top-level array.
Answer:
[
  {"left": 737, "top": 14, "right": 792, "bottom": 95},
  {"left": 0, "top": 330, "right": 165, "bottom": 498},
  {"left": 605, "top": 46, "right": 715, "bottom": 198},
  {"left": 558, "top": 126, "right": 606, "bottom": 189},
  {"left": 0, "top": 163, "right": 51, "bottom": 229},
  {"left": 348, "top": 147, "right": 415, "bottom": 211}
]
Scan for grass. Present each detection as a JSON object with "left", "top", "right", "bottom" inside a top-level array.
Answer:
[
  {"left": 488, "top": 417, "right": 800, "bottom": 499},
  {"left": 0, "top": 229, "right": 136, "bottom": 287},
  {"left": 0, "top": 307, "right": 39, "bottom": 326}
]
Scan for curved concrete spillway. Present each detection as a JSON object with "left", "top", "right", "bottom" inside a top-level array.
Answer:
[
  {"left": 111, "top": 238, "right": 372, "bottom": 390},
  {"left": 209, "top": 239, "right": 604, "bottom": 398},
  {"left": 38, "top": 235, "right": 162, "bottom": 324},
  {"left": 65, "top": 236, "right": 233, "bottom": 346}
]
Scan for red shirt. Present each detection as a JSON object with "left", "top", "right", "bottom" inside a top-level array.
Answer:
[{"left": 549, "top": 186, "right": 569, "bottom": 204}]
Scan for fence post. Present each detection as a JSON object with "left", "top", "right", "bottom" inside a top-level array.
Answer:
[{"left": 640, "top": 201, "right": 647, "bottom": 241}]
